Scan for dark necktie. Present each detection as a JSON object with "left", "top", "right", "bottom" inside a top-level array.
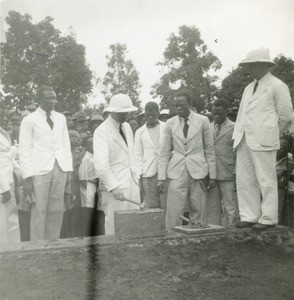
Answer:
[
  {"left": 253, "top": 81, "right": 258, "bottom": 94},
  {"left": 216, "top": 124, "right": 222, "bottom": 137},
  {"left": 183, "top": 117, "right": 189, "bottom": 138},
  {"left": 46, "top": 111, "right": 54, "bottom": 129},
  {"left": 119, "top": 124, "right": 128, "bottom": 146}
]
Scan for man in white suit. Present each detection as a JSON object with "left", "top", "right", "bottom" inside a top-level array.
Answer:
[
  {"left": 157, "top": 89, "right": 216, "bottom": 231},
  {"left": 19, "top": 86, "right": 72, "bottom": 240},
  {"left": 135, "top": 102, "right": 166, "bottom": 209},
  {"left": 233, "top": 49, "right": 293, "bottom": 230},
  {"left": 207, "top": 99, "right": 239, "bottom": 226},
  {"left": 93, "top": 94, "right": 139, "bottom": 235}
]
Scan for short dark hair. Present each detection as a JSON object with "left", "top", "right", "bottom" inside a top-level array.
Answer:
[
  {"left": 145, "top": 101, "right": 159, "bottom": 112},
  {"left": 37, "top": 86, "right": 54, "bottom": 100},
  {"left": 175, "top": 89, "right": 193, "bottom": 105},
  {"left": 213, "top": 99, "right": 229, "bottom": 110}
]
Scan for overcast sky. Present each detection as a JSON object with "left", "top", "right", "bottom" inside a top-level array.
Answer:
[{"left": 1, "top": 0, "right": 294, "bottom": 106}]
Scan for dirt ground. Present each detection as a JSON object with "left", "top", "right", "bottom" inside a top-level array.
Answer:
[{"left": 1, "top": 235, "right": 294, "bottom": 300}]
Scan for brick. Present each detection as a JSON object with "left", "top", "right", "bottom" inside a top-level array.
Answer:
[{"left": 114, "top": 208, "right": 166, "bottom": 239}]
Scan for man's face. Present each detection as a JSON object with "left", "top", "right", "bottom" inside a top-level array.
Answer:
[
  {"left": 212, "top": 106, "right": 227, "bottom": 125},
  {"left": 69, "top": 131, "right": 80, "bottom": 147},
  {"left": 174, "top": 96, "right": 190, "bottom": 118},
  {"left": 40, "top": 90, "right": 56, "bottom": 112},
  {"left": 145, "top": 110, "right": 159, "bottom": 127},
  {"left": 77, "top": 120, "right": 88, "bottom": 131},
  {"left": 111, "top": 112, "right": 129, "bottom": 123},
  {"left": 246, "top": 63, "right": 269, "bottom": 81}
]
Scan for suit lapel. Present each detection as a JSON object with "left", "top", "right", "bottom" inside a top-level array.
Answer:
[
  {"left": 186, "top": 113, "right": 201, "bottom": 142},
  {"left": 215, "top": 119, "right": 234, "bottom": 142},
  {"left": 143, "top": 124, "right": 156, "bottom": 147},
  {"left": 248, "top": 82, "right": 269, "bottom": 104},
  {"left": 32, "top": 110, "right": 52, "bottom": 132},
  {"left": 108, "top": 119, "right": 128, "bottom": 153},
  {"left": 172, "top": 116, "right": 185, "bottom": 142}
]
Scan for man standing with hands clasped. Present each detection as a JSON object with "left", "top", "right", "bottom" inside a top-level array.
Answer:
[
  {"left": 157, "top": 89, "right": 216, "bottom": 231},
  {"left": 233, "top": 49, "right": 293, "bottom": 230},
  {"left": 19, "top": 86, "right": 72, "bottom": 241},
  {"left": 93, "top": 94, "right": 140, "bottom": 235}
]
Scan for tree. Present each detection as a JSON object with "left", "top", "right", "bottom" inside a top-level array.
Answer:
[
  {"left": 0, "top": 11, "right": 93, "bottom": 111},
  {"left": 218, "top": 54, "right": 294, "bottom": 109},
  {"left": 151, "top": 25, "right": 222, "bottom": 113},
  {"left": 272, "top": 55, "right": 294, "bottom": 101},
  {"left": 101, "top": 43, "right": 141, "bottom": 108}
]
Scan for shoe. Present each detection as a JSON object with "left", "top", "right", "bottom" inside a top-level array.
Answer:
[
  {"left": 252, "top": 223, "right": 275, "bottom": 230},
  {"left": 236, "top": 221, "right": 256, "bottom": 228}
]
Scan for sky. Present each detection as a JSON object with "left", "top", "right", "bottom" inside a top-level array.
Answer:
[{"left": 1, "top": 0, "right": 294, "bottom": 106}]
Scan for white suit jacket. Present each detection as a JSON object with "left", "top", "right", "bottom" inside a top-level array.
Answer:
[
  {"left": 211, "top": 119, "right": 235, "bottom": 180},
  {"left": 135, "top": 121, "right": 165, "bottom": 178},
  {"left": 0, "top": 128, "right": 14, "bottom": 193},
  {"left": 158, "top": 111, "right": 216, "bottom": 180},
  {"left": 233, "top": 72, "right": 293, "bottom": 151},
  {"left": 19, "top": 107, "right": 73, "bottom": 179},
  {"left": 93, "top": 116, "right": 139, "bottom": 192}
]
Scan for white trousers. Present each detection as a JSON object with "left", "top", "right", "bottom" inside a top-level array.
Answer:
[
  {"left": 0, "top": 183, "right": 20, "bottom": 244},
  {"left": 100, "top": 176, "right": 140, "bottom": 235},
  {"left": 236, "top": 136, "right": 278, "bottom": 225}
]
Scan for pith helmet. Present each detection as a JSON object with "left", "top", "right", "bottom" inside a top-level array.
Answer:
[
  {"left": 239, "top": 48, "right": 276, "bottom": 66},
  {"left": 104, "top": 94, "right": 138, "bottom": 113}
]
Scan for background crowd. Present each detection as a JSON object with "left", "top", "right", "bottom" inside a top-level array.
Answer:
[{"left": 0, "top": 48, "right": 294, "bottom": 243}]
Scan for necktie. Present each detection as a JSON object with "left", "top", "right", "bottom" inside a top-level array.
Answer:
[
  {"left": 183, "top": 117, "right": 189, "bottom": 138},
  {"left": 119, "top": 124, "right": 128, "bottom": 146},
  {"left": 216, "top": 124, "right": 222, "bottom": 137},
  {"left": 46, "top": 111, "right": 54, "bottom": 129},
  {"left": 253, "top": 81, "right": 258, "bottom": 94}
]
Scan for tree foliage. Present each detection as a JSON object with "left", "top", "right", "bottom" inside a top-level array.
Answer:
[
  {"left": 101, "top": 43, "right": 141, "bottom": 108},
  {"left": 0, "top": 11, "right": 93, "bottom": 111},
  {"left": 218, "top": 55, "right": 294, "bottom": 109},
  {"left": 152, "top": 25, "right": 221, "bottom": 113}
]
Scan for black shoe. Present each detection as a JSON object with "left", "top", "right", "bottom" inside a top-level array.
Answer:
[
  {"left": 252, "top": 223, "right": 275, "bottom": 230},
  {"left": 236, "top": 221, "right": 256, "bottom": 228}
]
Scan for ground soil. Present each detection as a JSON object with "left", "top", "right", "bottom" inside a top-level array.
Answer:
[{"left": 1, "top": 236, "right": 294, "bottom": 300}]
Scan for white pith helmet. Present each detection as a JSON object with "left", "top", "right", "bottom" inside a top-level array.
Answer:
[{"left": 104, "top": 93, "right": 138, "bottom": 113}]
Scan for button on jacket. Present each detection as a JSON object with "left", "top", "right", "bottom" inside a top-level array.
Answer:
[
  {"left": 19, "top": 107, "right": 73, "bottom": 179},
  {"left": 158, "top": 111, "right": 216, "bottom": 180}
]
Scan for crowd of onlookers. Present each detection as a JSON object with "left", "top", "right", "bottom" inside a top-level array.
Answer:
[{"left": 1, "top": 48, "right": 294, "bottom": 244}]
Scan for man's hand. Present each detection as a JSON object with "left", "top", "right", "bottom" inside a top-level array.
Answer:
[
  {"left": 111, "top": 188, "right": 126, "bottom": 201},
  {"left": 156, "top": 180, "right": 166, "bottom": 193},
  {"left": 24, "top": 177, "right": 34, "bottom": 198},
  {"left": 2, "top": 190, "right": 11, "bottom": 203},
  {"left": 207, "top": 179, "right": 216, "bottom": 190}
]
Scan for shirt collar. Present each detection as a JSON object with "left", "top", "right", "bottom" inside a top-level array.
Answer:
[
  {"left": 255, "top": 71, "right": 271, "bottom": 85},
  {"left": 179, "top": 111, "right": 192, "bottom": 122},
  {"left": 215, "top": 118, "right": 228, "bottom": 127},
  {"left": 37, "top": 107, "right": 54, "bottom": 116}
]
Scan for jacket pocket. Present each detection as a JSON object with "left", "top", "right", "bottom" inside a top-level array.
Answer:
[{"left": 258, "top": 126, "right": 278, "bottom": 147}]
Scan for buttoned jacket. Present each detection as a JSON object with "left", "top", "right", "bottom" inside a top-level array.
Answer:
[
  {"left": 212, "top": 119, "right": 235, "bottom": 180},
  {"left": 233, "top": 72, "right": 293, "bottom": 151},
  {"left": 19, "top": 107, "right": 73, "bottom": 179},
  {"left": 93, "top": 116, "right": 139, "bottom": 192},
  {"left": 158, "top": 111, "right": 216, "bottom": 180},
  {"left": 135, "top": 121, "right": 165, "bottom": 178}
]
